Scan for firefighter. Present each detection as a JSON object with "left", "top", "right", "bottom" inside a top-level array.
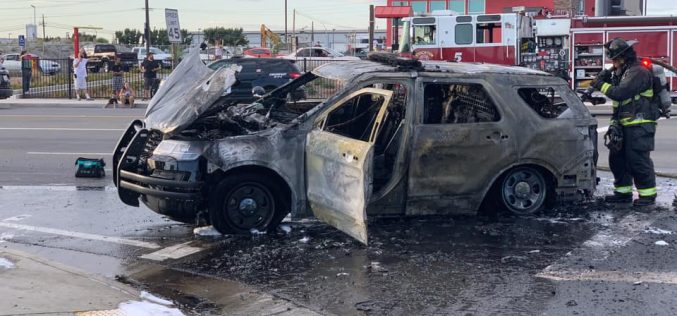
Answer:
[{"left": 591, "top": 38, "right": 658, "bottom": 206}]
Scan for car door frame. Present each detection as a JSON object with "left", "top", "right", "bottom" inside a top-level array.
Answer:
[
  {"left": 305, "top": 87, "right": 394, "bottom": 245},
  {"left": 405, "top": 76, "right": 518, "bottom": 215}
]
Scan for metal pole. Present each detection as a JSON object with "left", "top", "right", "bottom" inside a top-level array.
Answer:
[
  {"left": 30, "top": 5, "right": 36, "bottom": 39},
  {"left": 285, "top": 0, "right": 288, "bottom": 50},
  {"left": 292, "top": 9, "right": 296, "bottom": 51},
  {"left": 145, "top": 0, "right": 150, "bottom": 52},
  {"left": 369, "top": 5, "right": 375, "bottom": 52}
]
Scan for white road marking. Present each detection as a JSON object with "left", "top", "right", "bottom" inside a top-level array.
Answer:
[
  {"left": 0, "top": 127, "right": 123, "bottom": 131},
  {"left": 140, "top": 241, "right": 205, "bottom": 261},
  {"left": 537, "top": 270, "right": 677, "bottom": 285},
  {"left": 27, "top": 152, "right": 113, "bottom": 156},
  {"left": 0, "top": 222, "right": 161, "bottom": 249}
]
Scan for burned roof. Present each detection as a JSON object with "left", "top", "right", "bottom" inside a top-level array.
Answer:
[{"left": 312, "top": 54, "right": 550, "bottom": 82}]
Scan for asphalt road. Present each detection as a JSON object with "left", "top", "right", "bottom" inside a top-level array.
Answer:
[
  {"left": 0, "top": 107, "right": 144, "bottom": 186},
  {"left": 1, "top": 108, "right": 677, "bottom": 186}
]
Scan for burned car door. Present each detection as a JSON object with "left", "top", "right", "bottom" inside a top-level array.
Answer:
[
  {"left": 306, "top": 88, "right": 393, "bottom": 245},
  {"left": 406, "top": 79, "right": 517, "bottom": 214}
]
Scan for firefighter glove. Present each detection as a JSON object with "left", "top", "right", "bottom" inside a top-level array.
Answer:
[{"left": 604, "top": 124, "right": 623, "bottom": 152}]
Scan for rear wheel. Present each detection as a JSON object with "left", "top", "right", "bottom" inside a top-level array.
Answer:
[
  {"left": 500, "top": 166, "right": 548, "bottom": 215},
  {"left": 209, "top": 174, "right": 288, "bottom": 234}
]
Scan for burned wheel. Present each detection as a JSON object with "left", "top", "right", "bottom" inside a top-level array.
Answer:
[
  {"left": 500, "top": 167, "right": 547, "bottom": 215},
  {"left": 209, "top": 174, "right": 285, "bottom": 234}
]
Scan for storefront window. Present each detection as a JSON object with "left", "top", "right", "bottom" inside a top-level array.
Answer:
[
  {"left": 449, "top": 0, "right": 465, "bottom": 14},
  {"left": 412, "top": 1, "right": 427, "bottom": 13},
  {"left": 468, "top": 0, "right": 485, "bottom": 14},
  {"left": 430, "top": 1, "right": 446, "bottom": 11},
  {"left": 392, "top": 1, "right": 409, "bottom": 6}
]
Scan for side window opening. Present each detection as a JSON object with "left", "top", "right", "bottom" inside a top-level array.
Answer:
[
  {"left": 423, "top": 83, "right": 500, "bottom": 124},
  {"left": 476, "top": 22, "right": 502, "bottom": 44},
  {"left": 413, "top": 24, "right": 436, "bottom": 45},
  {"left": 517, "top": 87, "right": 570, "bottom": 119},
  {"left": 324, "top": 93, "right": 387, "bottom": 142}
]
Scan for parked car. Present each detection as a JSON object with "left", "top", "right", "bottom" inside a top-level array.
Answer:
[
  {"left": 281, "top": 47, "right": 361, "bottom": 61},
  {"left": 132, "top": 47, "right": 173, "bottom": 69},
  {"left": 0, "top": 66, "right": 12, "bottom": 99},
  {"left": 0, "top": 53, "right": 61, "bottom": 75},
  {"left": 206, "top": 57, "right": 304, "bottom": 103},
  {"left": 113, "top": 52, "right": 597, "bottom": 245},
  {"left": 82, "top": 44, "right": 137, "bottom": 73},
  {"left": 243, "top": 47, "right": 273, "bottom": 58}
]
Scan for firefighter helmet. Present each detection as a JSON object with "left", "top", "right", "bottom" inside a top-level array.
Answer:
[{"left": 604, "top": 38, "right": 638, "bottom": 59}]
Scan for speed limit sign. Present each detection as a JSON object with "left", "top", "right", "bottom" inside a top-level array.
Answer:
[{"left": 165, "top": 9, "right": 182, "bottom": 43}]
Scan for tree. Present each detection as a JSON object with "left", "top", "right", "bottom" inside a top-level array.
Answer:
[
  {"left": 95, "top": 37, "right": 109, "bottom": 44},
  {"left": 203, "top": 27, "right": 248, "bottom": 46},
  {"left": 114, "top": 28, "right": 143, "bottom": 45}
]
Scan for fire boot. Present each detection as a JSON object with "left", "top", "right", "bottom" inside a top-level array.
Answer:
[
  {"left": 633, "top": 195, "right": 656, "bottom": 207},
  {"left": 604, "top": 192, "right": 633, "bottom": 203}
]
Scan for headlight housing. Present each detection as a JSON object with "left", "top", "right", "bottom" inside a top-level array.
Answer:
[{"left": 152, "top": 140, "right": 204, "bottom": 161}]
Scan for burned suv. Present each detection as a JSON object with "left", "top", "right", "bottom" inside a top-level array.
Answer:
[{"left": 114, "top": 52, "right": 597, "bottom": 244}]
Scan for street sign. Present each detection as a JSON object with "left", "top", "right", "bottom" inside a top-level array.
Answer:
[
  {"left": 18, "top": 35, "right": 25, "bottom": 48},
  {"left": 165, "top": 9, "right": 181, "bottom": 43}
]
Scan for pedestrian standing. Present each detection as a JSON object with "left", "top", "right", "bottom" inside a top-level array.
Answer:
[
  {"left": 591, "top": 38, "right": 659, "bottom": 206},
  {"left": 214, "top": 40, "right": 224, "bottom": 60},
  {"left": 141, "top": 52, "right": 160, "bottom": 100},
  {"left": 20, "top": 50, "right": 32, "bottom": 94},
  {"left": 73, "top": 48, "right": 92, "bottom": 101},
  {"left": 104, "top": 56, "right": 124, "bottom": 108}
]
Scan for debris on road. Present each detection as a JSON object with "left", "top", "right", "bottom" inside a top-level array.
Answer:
[
  {"left": 528, "top": 249, "right": 541, "bottom": 254},
  {"left": 279, "top": 225, "right": 292, "bottom": 234},
  {"left": 299, "top": 236, "right": 310, "bottom": 243},
  {"left": 249, "top": 228, "right": 267, "bottom": 236},
  {"left": 501, "top": 255, "right": 527, "bottom": 263},
  {"left": 139, "top": 291, "right": 174, "bottom": 306},
  {"left": 654, "top": 240, "right": 669, "bottom": 246},
  {"left": 116, "top": 291, "right": 184, "bottom": 316}
]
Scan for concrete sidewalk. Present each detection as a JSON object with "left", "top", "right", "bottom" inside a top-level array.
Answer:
[
  {"left": 0, "top": 95, "right": 149, "bottom": 109},
  {"left": 0, "top": 248, "right": 145, "bottom": 315}
]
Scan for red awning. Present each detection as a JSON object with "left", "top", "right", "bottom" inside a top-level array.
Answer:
[{"left": 375, "top": 6, "right": 412, "bottom": 19}]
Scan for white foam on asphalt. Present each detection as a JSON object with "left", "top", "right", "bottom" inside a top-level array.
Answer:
[
  {"left": 0, "top": 222, "right": 160, "bottom": 249},
  {"left": 118, "top": 300, "right": 184, "bottom": 316},
  {"left": 0, "top": 232, "right": 14, "bottom": 242},
  {"left": 0, "top": 257, "right": 15, "bottom": 269},
  {"left": 193, "top": 226, "right": 221, "bottom": 237},
  {"left": 645, "top": 227, "right": 673, "bottom": 235},
  {"left": 655, "top": 240, "right": 669, "bottom": 246},
  {"left": 139, "top": 291, "right": 174, "bottom": 306},
  {"left": 2, "top": 215, "right": 32, "bottom": 222}
]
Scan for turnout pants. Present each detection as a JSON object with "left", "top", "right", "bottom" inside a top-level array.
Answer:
[{"left": 609, "top": 124, "right": 657, "bottom": 197}]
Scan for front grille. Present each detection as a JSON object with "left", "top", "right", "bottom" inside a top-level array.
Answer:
[{"left": 140, "top": 129, "right": 163, "bottom": 166}]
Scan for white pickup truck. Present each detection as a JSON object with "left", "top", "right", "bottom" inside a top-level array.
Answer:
[{"left": 132, "top": 47, "right": 173, "bottom": 69}]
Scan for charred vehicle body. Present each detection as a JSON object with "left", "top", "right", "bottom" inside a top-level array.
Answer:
[{"left": 113, "top": 51, "right": 597, "bottom": 244}]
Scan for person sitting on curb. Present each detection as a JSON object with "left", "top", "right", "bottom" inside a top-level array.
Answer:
[
  {"left": 104, "top": 56, "right": 124, "bottom": 108},
  {"left": 117, "top": 81, "right": 136, "bottom": 108}
]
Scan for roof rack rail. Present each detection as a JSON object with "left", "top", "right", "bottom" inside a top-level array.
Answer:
[{"left": 367, "top": 52, "right": 423, "bottom": 71}]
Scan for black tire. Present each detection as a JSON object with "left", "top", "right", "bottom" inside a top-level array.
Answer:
[
  {"left": 499, "top": 166, "right": 548, "bottom": 215},
  {"left": 209, "top": 174, "right": 288, "bottom": 234}
]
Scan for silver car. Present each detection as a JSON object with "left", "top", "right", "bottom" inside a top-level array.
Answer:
[{"left": 114, "top": 51, "right": 597, "bottom": 244}]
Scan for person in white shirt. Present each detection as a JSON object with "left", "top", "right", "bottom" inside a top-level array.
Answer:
[{"left": 73, "top": 48, "right": 92, "bottom": 101}]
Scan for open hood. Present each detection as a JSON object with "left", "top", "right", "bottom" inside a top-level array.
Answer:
[{"left": 144, "top": 49, "right": 240, "bottom": 136}]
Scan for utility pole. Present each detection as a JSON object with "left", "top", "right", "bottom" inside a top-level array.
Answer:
[
  {"left": 311, "top": 21, "right": 314, "bottom": 45},
  {"left": 144, "top": 0, "right": 150, "bottom": 52},
  {"left": 285, "top": 0, "right": 288, "bottom": 50},
  {"left": 41, "top": 15, "right": 45, "bottom": 41},
  {"left": 30, "top": 5, "right": 36, "bottom": 39},
  {"left": 369, "top": 5, "right": 375, "bottom": 52},
  {"left": 292, "top": 9, "right": 296, "bottom": 51}
]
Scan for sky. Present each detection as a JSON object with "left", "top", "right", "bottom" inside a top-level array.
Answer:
[{"left": 0, "top": 0, "right": 675, "bottom": 40}]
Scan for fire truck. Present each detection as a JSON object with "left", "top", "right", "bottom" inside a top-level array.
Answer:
[{"left": 398, "top": 11, "right": 677, "bottom": 97}]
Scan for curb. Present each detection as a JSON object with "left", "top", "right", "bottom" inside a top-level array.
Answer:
[
  {"left": 598, "top": 165, "right": 677, "bottom": 179},
  {"left": 2, "top": 102, "right": 148, "bottom": 109}
]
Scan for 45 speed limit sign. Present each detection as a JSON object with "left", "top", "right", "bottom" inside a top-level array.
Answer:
[{"left": 165, "top": 9, "right": 181, "bottom": 43}]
